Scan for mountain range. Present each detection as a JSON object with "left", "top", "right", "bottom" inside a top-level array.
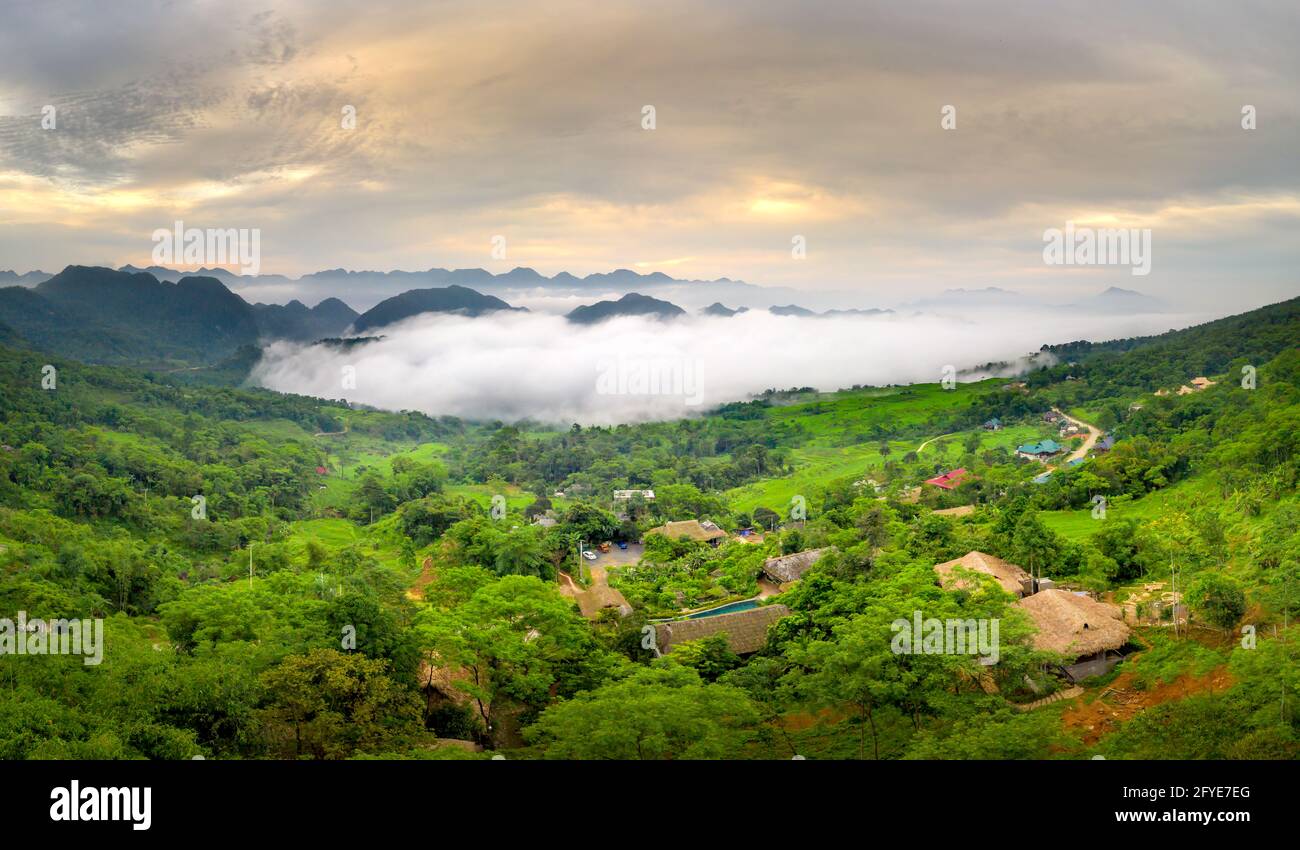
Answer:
[
  {"left": 0, "top": 264, "right": 1178, "bottom": 372},
  {"left": 105, "top": 264, "right": 778, "bottom": 313}
]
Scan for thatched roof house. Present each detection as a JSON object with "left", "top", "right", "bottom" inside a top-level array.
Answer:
[
  {"left": 645, "top": 519, "right": 728, "bottom": 545},
  {"left": 762, "top": 548, "right": 826, "bottom": 584},
  {"left": 1016, "top": 589, "right": 1130, "bottom": 657},
  {"left": 419, "top": 658, "right": 481, "bottom": 712},
  {"left": 654, "top": 604, "right": 790, "bottom": 655},
  {"left": 572, "top": 582, "right": 632, "bottom": 619},
  {"left": 934, "top": 551, "right": 1032, "bottom": 597}
]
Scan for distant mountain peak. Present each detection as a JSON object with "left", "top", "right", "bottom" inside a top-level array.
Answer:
[
  {"left": 769, "top": 304, "right": 818, "bottom": 317},
  {"left": 351, "top": 285, "right": 521, "bottom": 332},
  {"left": 1069, "top": 286, "right": 1167, "bottom": 314},
  {"left": 565, "top": 292, "right": 686, "bottom": 324},
  {"left": 701, "top": 302, "right": 747, "bottom": 317}
]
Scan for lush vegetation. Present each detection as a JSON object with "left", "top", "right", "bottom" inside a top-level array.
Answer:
[{"left": 1, "top": 294, "right": 1297, "bottom": 759}]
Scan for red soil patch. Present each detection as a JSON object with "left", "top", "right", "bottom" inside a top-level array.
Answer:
[
  {"left": 406, "top": 556, "right": 437, "bottom": 601},
  {"left": 1061, "top": 664, "right": 1234, "bottom": 746},
  {"left": 780, "top": 707, "right": 848, "bottom": 731}
]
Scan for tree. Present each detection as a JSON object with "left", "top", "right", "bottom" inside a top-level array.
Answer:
[
  {"left": 560, "top": 503, "right": 619, "bottom": 543},
  {"left": 417, "top": 576, "right": 620, "bottom": 747},
  {"left": 351, "top": 473, "right": 396, "bottom": 523},
  {"left": 399, "top": 495, "right": 479, "bottom": 545},
  {"left": 492, "top": 526, "right": 550, "bottom": 579},
  {"left": 1009, "top": 510, "right": 1061, "bottom": 580},
  {"left": 256, "top": 649, "right": 421, "bottom": 759},
  {"left": 524, "top": 665, "right": 759, "bottom": 759},
  {"left": 667, "top": 634, "right": 741, "bottom": 682},
  {"left": 1187, "top": 573, "right": 1246, "bottom": 632},
  {"left": 753, "top": 506, "right": 780, "bottom": 532},
  {"left": 791, "top": 615, "right": 905, "bottom": 759},
  {"left": 1091, "top": 519, "right": 1163, "bottom": 583}
]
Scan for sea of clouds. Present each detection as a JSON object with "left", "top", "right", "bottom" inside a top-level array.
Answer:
[{"left": 250, "top": 308, "right": 1206, "bottom": 426}]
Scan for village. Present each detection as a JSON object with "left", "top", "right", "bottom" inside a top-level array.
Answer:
[{"left": 433, "top": 395, "right": 1150, "bottom": 728}]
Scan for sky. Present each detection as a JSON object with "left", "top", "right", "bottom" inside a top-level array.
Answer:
[{"left": 1, "top": 0, "right": 1297, "bottom": 312}]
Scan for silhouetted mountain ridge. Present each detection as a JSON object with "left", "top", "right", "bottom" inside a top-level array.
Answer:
[
  {"left": 351, "top": 285, "right": 523, "bottom": 332},
  {"left": 566, "top": 292, "right": 687, "bottom": 324}
]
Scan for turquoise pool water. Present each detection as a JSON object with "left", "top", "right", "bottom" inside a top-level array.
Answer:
[{"left": 686, "top": 599, "right": 759, "bottom": 619}]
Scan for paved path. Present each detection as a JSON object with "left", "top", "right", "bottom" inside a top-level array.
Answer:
[{"left": 1015, "top": 686, "right": 1084, "bottom": 711}]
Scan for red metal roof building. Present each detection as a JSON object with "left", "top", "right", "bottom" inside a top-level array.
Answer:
[{"left": 924, "top": 468, "right": 968, "bottom": 490}]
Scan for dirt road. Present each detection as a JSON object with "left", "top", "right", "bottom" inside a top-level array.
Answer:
[{"left": 1052, "top": 408, "right": 1101, "bottom": 464}]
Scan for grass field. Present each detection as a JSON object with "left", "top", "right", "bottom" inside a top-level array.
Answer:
[
  {"left": 444, "top": 482, "right": 570, "bottom": 511},
  {"left": 284, "top": 517, "right": 409, "bottom": 571},
  {"left": 725, "top": 421, "right": 1051, "bottom": 514},
  {"left": 1039, "top": 476, "right": 1220, "bottom": 542},
  {"left": 762, "top": 379, "right": 1005, "bottom": 436},
  {"left": 309, "top": 439, "right": 453, "bottom": 511}
]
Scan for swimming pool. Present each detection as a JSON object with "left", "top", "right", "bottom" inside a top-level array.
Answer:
[{"left": 686, "top": 598, "right": 759, "bottom": 619}]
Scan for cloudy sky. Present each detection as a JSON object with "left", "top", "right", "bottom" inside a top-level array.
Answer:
[{"left": 1, "top": 0, "right": 1297, "bottom": 310}]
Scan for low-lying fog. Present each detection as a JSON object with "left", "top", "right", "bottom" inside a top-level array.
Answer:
[{"left": 250, "top": 308, "right": 1208, "bottom": 426}]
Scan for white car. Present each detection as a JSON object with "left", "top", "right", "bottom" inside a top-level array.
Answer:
[{"left": 582, "top": 550, "right": 598, "bottom": 560}]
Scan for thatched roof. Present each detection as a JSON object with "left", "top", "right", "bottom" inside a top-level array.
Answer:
[
  {"left": 645, "top": 519, "right": 727, "bottom": 543},
  {"left": 934, "top": 551, "right": 1031, "bottom": 596},
  {"left": 418, "top": 657, "right": 480, "bottom": 710},
  {"left": 762, "top": 549, "right": 826, "bottom": 583},
  {"left": 1017, "top": 589, "right": 1131, "bottom": 657},
  {"left": 573, "top": 582, "right": 632, "bottom": 619},
  {"left": 654, "top": 604, "right": 789, "bottom": 655}
]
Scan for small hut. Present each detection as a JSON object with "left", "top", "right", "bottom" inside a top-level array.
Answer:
[
  {"left": 645, "top": 519, "right": 728, "bottom": 547},
  {"left": 934, "top": 551, "right": 1032, "bottom": 597},
  {"left": 762, "top": 549, "right": 826, "bottom": 585},
  {"left": 1017, "top": 589, "right": 1132, "bottom": 681},
  {"left": 572, "top": 582, "right": 632, "bottom": 619}
]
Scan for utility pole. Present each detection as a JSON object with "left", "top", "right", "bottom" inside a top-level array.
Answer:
[{"left": 1170, "top": 553, "right": 1177, "bottom": 639}]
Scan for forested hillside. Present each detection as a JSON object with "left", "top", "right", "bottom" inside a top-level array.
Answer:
[{"left": 0, "top": 293, "right": 1297, "bottom": 760}]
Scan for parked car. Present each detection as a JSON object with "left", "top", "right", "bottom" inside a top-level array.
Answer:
[
  {"left": 582, "top": 550, "right": 597, "bottom": 560},
  {"left": 598, "top": 542, "right": 611, "bottom": 553},
  {"left": 617, "top": 541, "right": 628, "bottom": 550}
]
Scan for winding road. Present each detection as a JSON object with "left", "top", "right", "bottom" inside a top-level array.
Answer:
[{"left": 1050, "top": 408, "right": 1101, "bottom": 468}]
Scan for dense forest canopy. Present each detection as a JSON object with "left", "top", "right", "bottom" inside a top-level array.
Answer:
[{"left": 1, "top": 295, "right": 1297, "bottom": 760}]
